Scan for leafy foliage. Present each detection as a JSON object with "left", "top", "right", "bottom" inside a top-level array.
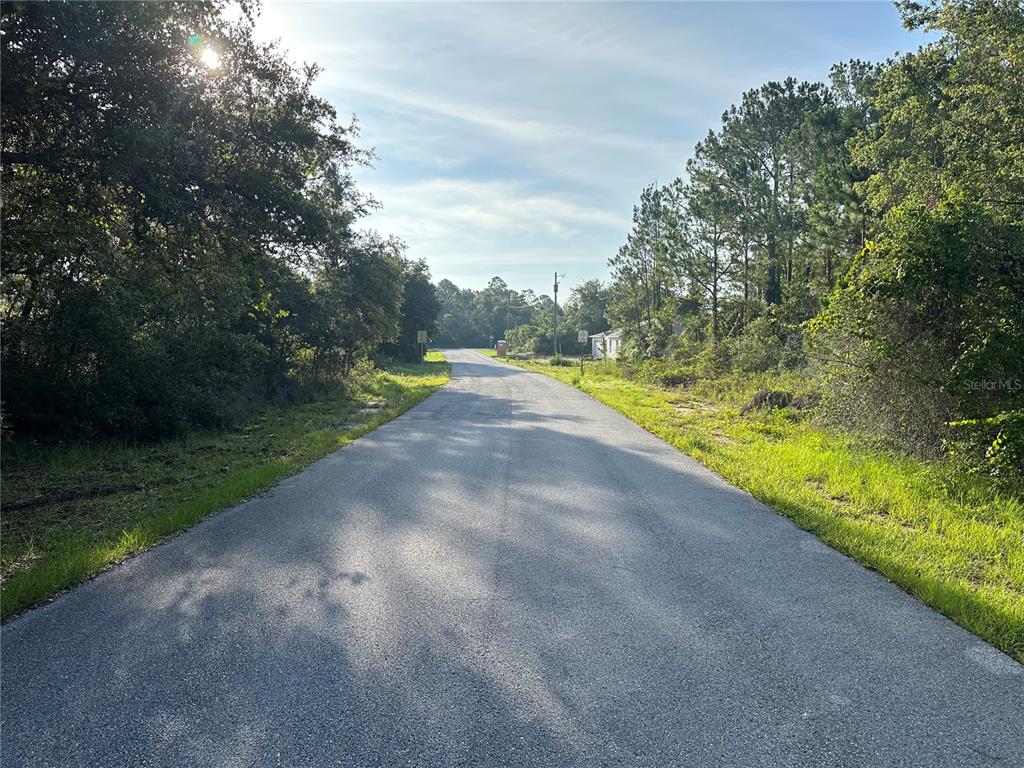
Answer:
[
  {"left": 379, "top": 260, "right": 440, "bottom": 363},
  {"left": 563, "top": 279, "right": 610, "bottom": 337},
  {"left": 1, "top": 1, "right": 431, "bottom": 439},
  {"left": 814, "top": 0, "right": 1024, "bottom": 455}
]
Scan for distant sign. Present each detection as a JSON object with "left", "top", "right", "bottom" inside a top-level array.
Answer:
[
  {"left": 577, "top": 330, "right": 589, "bottom": 344},
  {"left": 416, "top": 330, "right": 428, "bottom": 344}
]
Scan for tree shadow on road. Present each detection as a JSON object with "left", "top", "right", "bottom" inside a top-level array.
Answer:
[{"left": 2, "top": 363, "right": 1020, "bottom": 767}]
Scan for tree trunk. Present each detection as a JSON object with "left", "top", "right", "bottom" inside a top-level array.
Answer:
[
  {"left": 711, "top": 283, "right": 719, "bottom": 345},
  {"left": 766, "top": 237, "right": 781, "bottom": 305},
  {"left": 742, "top": 245, "right": 750, "bottom": 327}
]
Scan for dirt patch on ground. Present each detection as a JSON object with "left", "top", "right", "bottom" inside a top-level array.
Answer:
[
  {"left": 711, "top": 431, "right": 738, "bottom": 446},
  {"left": 673, "top": 401, "right": 718, "bottom": 416},
  {"left": 4, "top": 482, "right": 149, "bottom": 513}
]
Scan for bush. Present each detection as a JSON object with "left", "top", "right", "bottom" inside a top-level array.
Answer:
[
  {"left": 947, "top": 410, "right": 1024, "bottom": 485},
  {"left": 548, "top": 355, "right": 573, "bottom": 367},
  {"left": 658, "top": 368, "right": 697, "bottom": 388},
  {"left": 692, "top": 344, "right": 731, "bottom": 378},
  {"left": 726, "top": 308, "right": 805, "bottom": 373},
  {"left": 740, "top": 390, "right": 794, "bottom": 415},
  {"left": 507, "top": 324, "right": 546, "bottom": 355},
  {"left": 810, "top": 200, "right": 1024, "bottom": 458},
  {"left": 813, "top": 332, "right": 956, "bottom": 456}
]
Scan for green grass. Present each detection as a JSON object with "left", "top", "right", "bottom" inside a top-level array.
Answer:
[
  {"left": 499, "top": 355, "right": 1024, "bottom": 661},
  {"left": 1, "top": 354, "right": 450, "bottom": 619}
]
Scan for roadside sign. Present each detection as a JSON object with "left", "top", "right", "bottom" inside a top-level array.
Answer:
[
  {"left": 416, "top": 330, "right": 428, "bottom": 344},
  {"left": 577, "top": 330, "right": 588, "bottom": 344}
]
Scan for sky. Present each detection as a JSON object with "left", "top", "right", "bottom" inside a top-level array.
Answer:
[{"left": 249, "top": 1, "right": 932, "bottom": 297}]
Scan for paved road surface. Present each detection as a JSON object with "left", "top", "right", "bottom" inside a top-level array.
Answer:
[{"left": 2, "top": 350, "right": 1021, "bottom": 767}]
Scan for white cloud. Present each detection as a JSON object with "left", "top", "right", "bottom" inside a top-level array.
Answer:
[
  {"left": 358, "top": 178, "right": 626, "bottom": 287},
  {"left": 320, "top": 70, "right": 687, "bottom": 162},
  {"left": 365, "top": 177, "right": 627, "bottom": 241}
]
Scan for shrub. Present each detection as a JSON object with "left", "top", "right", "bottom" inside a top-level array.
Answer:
[
  {"left": 810, "top": 200, "right": 1024, "bottom": 458},
  {"left": 740, "top": 389, "right": 794, "bottom": 415},
  {"left": 726, "top": 308, "right": 805, "bottom": 373},
  {"left": 947, "top": 410, "right": 1024, "bottom": 485},
  {"left": 790, "top": 392, "right": 822, "bottom": 411},
  {"left": 506, "top": 324, "right": 545, "bottom": 355},
  {"left": 812, "top": 331, "right": 956, "bottom": 456},
  {"left": 658, "top": 368, "right": 697, "bottom": 388}
]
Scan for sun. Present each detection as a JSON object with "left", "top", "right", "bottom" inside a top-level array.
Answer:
[{"left": 199, "top": 48, "right": 221, "bottom": 69}]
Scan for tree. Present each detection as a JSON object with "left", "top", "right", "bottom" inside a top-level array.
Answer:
[
  {"left": 564, "top": 279, "right": 610, "bottom": 335},
  {"left": 0, "top": 2, "right": 404, "bottom": 437},
  {"left": 801, "top": 60, "right": 880, "bottom": 292},
  {"left": 608, "top": 184, "right": 674, "bottom": 353},
  {"left": 472, "top": 276, "right": 514, "bottom": 344},
  {"left": 433, "top": 277, "right": 548, "bottom": 349},
  {"left": 813, "top": 0, "right": 1024, "bottom": 454},
  {"left": 715, "top": 78, "right": 828, "bottom": 306},
  {"left": 505, "top": 324, "right": 545, "bottom": 355},
  {"left": 666, "top": 168, "right": 739, "bottom": 345},
  {"left": 309, "top": 234, "right": 405, "bottom": 380},
  {"left": 380, "top": 259, "right": 440, "bottom": 362},
  {"left": 855, "top": 0, "right": 1024, "bottom": 219},
  {"left": 435, "top": 279, "right": 482, "bottom": 348}
]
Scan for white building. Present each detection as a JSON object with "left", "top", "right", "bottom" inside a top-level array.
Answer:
[{"left": 589, "top": 329, "right": 623, "bottom": 359}]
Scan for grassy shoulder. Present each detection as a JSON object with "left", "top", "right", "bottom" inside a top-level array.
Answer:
[
  {"left": 1, "top": 354, "right": 450, "bottom": 619},
  {"left": 498, "top": 354, "right": 1024, "bottom": 661}
]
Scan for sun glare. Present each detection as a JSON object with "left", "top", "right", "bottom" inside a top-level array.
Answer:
[{"left": 200, "top": 48, "right": 221, "bottom": 69}]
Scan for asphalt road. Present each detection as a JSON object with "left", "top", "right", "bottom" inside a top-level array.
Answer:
[{"left": 2, "top": 349, "right": 1021, "bottom": 767}]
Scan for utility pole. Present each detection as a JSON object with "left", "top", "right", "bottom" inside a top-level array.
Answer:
[
  {"left": 506, "top": 289, "right": 512, "bottom": 338},
  {"left": 552, "top": 272, "right": 563, "bottom": 356}
]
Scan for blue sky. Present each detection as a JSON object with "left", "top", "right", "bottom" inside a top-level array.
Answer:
[{"left": 251, "top": 1, "right": 931, "bottom": 297}]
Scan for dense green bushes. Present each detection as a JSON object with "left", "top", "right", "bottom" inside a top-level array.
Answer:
[
  {"left": 723, "top": 309, "right": 806, "bottom": 373},
  {"left": 948, "top": 411, "right": 1024, "bottom": 486},
  {"left": 0, "top": 2, "right": 436, "bottom": 439},
  {"left": 506, "top": 325, "right": 547, "bottom": 355}
]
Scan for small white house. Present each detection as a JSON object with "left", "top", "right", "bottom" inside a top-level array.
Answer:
[{"left": 589, "top": 329, "right": 623, "bottom": 360}]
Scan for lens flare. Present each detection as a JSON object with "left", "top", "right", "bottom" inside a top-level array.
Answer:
[{"left": 200, "top": 48, "right": 221, "bottom": 69}]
